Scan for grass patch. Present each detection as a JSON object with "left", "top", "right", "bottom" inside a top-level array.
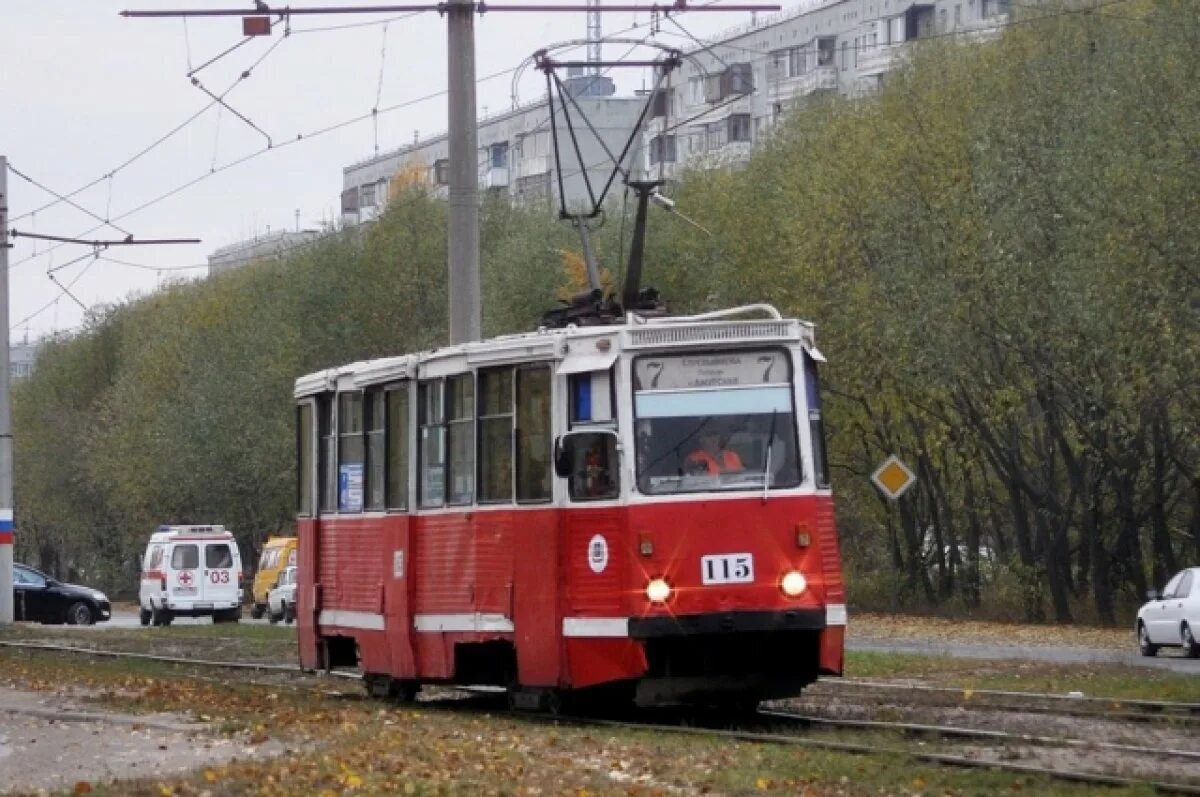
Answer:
[
  {"left": 845, "top": 650, "right": 1200, "bottom": 702},
  {"left": 0, "top": 620, "right": 297, "bottom": 662}
]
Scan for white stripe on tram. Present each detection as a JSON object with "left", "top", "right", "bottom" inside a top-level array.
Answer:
[
  {"left": 562, "top": 617, "right": 630, "bottom": 638},
  {"left": 318, "top": 610, "right": 385, "bottom": 631},
  {"left": 826, "top": 603, "right": 848, "bottom": 627},
  {"left": 413, "top": 613, "right": 515, "bottom": 633}
]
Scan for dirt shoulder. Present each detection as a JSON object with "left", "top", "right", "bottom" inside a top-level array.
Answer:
[{"left": 0, "top": 686, "right": 287, "bottom": 796}]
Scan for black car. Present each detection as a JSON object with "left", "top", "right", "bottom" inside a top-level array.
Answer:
[{"left": 12, "top": 563, "right": 111, "bottom": 625}]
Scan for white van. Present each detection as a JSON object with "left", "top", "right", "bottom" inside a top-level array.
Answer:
[{"left": 138, "top": 525, "right": 243, "bottom": 626}]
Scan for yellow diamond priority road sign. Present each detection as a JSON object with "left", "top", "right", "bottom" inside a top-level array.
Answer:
[{"left": 871, "top": 455, "right": 916, "bottom": 500}]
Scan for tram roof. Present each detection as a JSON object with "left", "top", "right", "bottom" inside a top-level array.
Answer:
[{"left": 294, "top": 305, "right": 818, "bottom": 398}]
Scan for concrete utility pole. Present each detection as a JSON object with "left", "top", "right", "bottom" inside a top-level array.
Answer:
[
  {"left": 446, "top": 0, "right": 481, "bottom": 345},
  {"left": 0, "top": 157, "right": 14, "bottom": 626}
]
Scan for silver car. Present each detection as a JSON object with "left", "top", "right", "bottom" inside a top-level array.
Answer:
[
  {"left": 267, "top": 565, "right": 297, "bottom": 625},
  {"left": 1137, "top": 567, "right": 1200, "bottom": 657}
]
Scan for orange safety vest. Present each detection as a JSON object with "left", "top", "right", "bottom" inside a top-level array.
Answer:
[{"left": 686, "top": 449, "right": 744, "bottom": 475}]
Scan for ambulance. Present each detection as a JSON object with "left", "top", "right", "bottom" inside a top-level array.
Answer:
[{"left": 138, "top": 525, "right": 243, "bottom": 626}]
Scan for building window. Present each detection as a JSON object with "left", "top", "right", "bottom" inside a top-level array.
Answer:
[
  {"left": 516, "top": 366, "right": 552, "bottom": 502},
  {"left": 688, "top": 76, "right": 705, "bottom": 104},
  {"left": 490, "top": 142, "right": 509, "bottom": 169},
  {"left": 722, "top": 62, "right": 754, "bottom": 96},
  {"left": 649, "top": 134, "right": 677, "bottom": 165},
  {"left": 706, "top": 121, "right": 726, "bottom": 150},
  {"left": 789, "top": 47, "right": 806, "bottom": 77},
  {"left": 360, "top": 183, "right": 377, "bottom": 208},
  {"left": 954, "top": 4, "right": 962, "bottom": 28},
  {"left": 434, "top": 159, "right": 450, "bottom": 186},
  {"left": 982, "top": 0, "right": 1010, "bottom": 16},
  {"left": 818, "top": 37, "right": 836, "bottom": 66},
  {"left": 446, "top": 374, "right": 474, "bottom": 505},
  {"left": 728, "top": 114, "right": 752, "bottom": 144},
  {"left": 770, "top": 50, "right": 788, "bottom": 79},
  {"left": 841, "top": 40, "right": 849, "bottom": 70},
  {"left": 386, "top": 386, "right": 409, "bottom": 509}
]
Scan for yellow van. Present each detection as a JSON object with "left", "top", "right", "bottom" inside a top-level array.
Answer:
[{"left": 250, "top": 536, "right": 297, "bottom": 619}]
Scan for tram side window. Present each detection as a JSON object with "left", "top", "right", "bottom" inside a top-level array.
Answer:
[
  {"left": 446, "top": 374, "right": 475, "bottom": 505},
  {"left": 419, "top": 380, "right": 446, "bottom": 507},
  {"left": 516, "top": 366, "right": 552, "bottom": 502},
  {"left": 478, "top": 368, "right": 514, "bottom": 503},
  {"left": 804, "top": 352, "right": 830, "bottom": 488},
  {"left": 318, "top": 395, "right": 336, "bottom": 512},
  {"left": 364, "top": 389, "right": 386, "bottom": 511},
  {"left": 386, "top": 386, "right": 409, "bottom": 510},
  {"left": 297, "top": 402, "right": 314, "bottom": 516},
  {"left": 338, "top": 392, "right": 365, "bottom": 512}
]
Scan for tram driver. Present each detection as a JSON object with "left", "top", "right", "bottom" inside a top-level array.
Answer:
[{"left": 685, "top": 425, "right": 744, "bottom": 476}]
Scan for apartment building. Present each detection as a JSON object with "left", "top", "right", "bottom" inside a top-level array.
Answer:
[
  {"left": 10, "top": 339, "right": 38, "bottom": 381},
  {"left": 341, "top": 76, "right": 645, "bottom": 225},
  {"left": 646, "top": 0, "right": 1011, "bottom": 179},
  {"left": 208, "top": 229, "right": 322, "bottom": 277}
]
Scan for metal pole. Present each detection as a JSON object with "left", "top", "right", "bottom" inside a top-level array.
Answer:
[
  {"left": 446, "top": 0, "right": 480, "bottom": 344},
  {"left": 0, "top": 157, "right": 14, "bottom": 626}
]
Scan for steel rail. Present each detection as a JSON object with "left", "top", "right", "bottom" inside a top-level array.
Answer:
[
  {"left": 529, "top": 713, "right": 1200, "bottom": 796},
  {"left": 758, "top": 707, "right": 1200, "bottom": 762},
  {"left": 828, "top": 677, "right": 1200, "bottom": 714}
]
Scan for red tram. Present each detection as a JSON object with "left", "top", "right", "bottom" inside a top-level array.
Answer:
[{"left": 294, "top": 305, "right": 844, "bottom": 708}]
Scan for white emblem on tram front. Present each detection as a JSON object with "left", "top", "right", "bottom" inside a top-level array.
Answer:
[
  {"left": 588, "top": 534, "right": 609, "bottom": 574},
  {"left": 701, "top": 553, "right": 754, "bottom": 585}
]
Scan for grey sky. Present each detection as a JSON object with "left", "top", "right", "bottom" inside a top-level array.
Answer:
[{"left": 2, "top": 1, "right": 782, "bottom": 338}]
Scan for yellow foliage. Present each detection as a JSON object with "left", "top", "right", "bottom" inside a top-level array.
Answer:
[
  {"left": 389, "top": 158, "right": 429, "bottom": 198},
  {"left": 555, "top": 248, "right": 615, "bottom": 301}
]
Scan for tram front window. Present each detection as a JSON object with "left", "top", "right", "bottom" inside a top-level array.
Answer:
[{"left": 633, "top": 350, "right": 802, "bottom": 496}]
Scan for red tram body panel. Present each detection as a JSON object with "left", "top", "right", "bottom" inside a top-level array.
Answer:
[{"left": 295, "top": 309, "right": 845, "bottom": 707}]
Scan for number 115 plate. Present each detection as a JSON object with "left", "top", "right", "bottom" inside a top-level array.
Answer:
[{"left": 701, "top": 553, "right": 755, "bottom": 585}]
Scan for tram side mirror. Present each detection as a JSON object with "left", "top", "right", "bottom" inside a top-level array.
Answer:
[{"left": 554, "top": 430, "right": 620, "bottom": 501}]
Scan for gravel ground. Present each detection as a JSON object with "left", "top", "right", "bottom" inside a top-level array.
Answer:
[{"left": 0, "top": 687, "right": 287, "bottom": 795}]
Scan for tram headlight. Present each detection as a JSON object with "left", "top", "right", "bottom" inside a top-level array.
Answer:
[
  {"left": 645, "top": 577, "right": 672, "bottom": 604},
  {"left": 780, "top": 570, "right": 808, "bottom": 598}
]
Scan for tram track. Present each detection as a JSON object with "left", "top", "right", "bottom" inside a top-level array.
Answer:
[
  {"left": 805, "top": 677, "right": 1200, "bottom": 726},
  {"left": 538, "top": 712, "right": 1200, "bottom": 796},
  {"left": 757, "top": 707, "right": 1200, "bottom": 762},
  {"left": 5, "top": 639, "right": 1200, "bottom": 794}
]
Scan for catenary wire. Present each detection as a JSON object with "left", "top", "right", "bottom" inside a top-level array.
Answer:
[
  {"left": 4, "top": 163, "right": 132, "bottom": 238},
  {"left": 9, "top": 0, "right": 1131, "bottom": 327}
]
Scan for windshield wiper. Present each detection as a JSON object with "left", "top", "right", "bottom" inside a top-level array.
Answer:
[{"left": 762, "top": 408, "right": 778, "bottom": 503}]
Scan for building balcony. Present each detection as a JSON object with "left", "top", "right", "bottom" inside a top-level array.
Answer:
[
  {"left": 856, "top": 43, "right": 905, "bottom": 77},
  {"left": 485, "top": 166, "right": 509, "bottom": 189},
  {"left": 769, "top": 65, "right": 839, "bottom": 103}
]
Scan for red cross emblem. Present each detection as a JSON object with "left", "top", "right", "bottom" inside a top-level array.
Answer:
[{"left": 178, "top": 571, "right": 193, "bottom": 586}]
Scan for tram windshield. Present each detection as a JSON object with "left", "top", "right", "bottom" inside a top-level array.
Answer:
[{"left": 633, "top": 350, "right": 802, "bottom": 495}]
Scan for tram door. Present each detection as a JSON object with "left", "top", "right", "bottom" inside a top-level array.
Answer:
[
  {"left": 556, "top": 369, "right": 632, "bottom": 686},
  {"left": 380, "top": 385, "right": 418, "bottom": 678}
]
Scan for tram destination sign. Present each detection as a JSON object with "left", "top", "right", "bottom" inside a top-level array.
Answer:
[{"left": 635, "top": 351, "right": 787, "bottom": 391}]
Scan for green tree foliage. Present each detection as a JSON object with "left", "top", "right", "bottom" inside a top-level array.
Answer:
[{"left": 13, "top": 0, "right": 1199, "bottom": 623}]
